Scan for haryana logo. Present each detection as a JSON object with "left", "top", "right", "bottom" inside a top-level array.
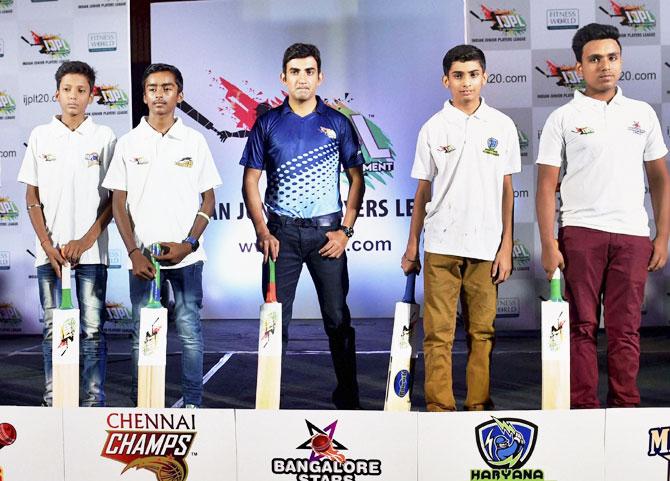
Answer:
[
  {"left": 535, "top": 60, "right": 585, "bottom": 91},
  {"left": 93, "top": 85, "right": 129, "bottom": 109},
  {"left": 101, "top": 412, "right": 196, "bottom": 481},
  {"left": 21, "top": 31, "right": 70, "bottom": 58},
  {"left": 473, "top": 417, "right": 543, "bottom": 480},
  {"left": 184, "top": 75, "right": 395, "bottom": 189},
  {"left": 0, "top": 91, "right": 15, "bottom": 116},
  {"left": 470, "top": 4, "right": 527, "bottom": 35},
  {"left": 483, "top": 137, "right": 500, "bottom": 156},
  {"left": 272, "top": 419, "right": 382, "bottom": 480},
  {"left": 599, "top": 1, "right": 656, "bottom": 31}
]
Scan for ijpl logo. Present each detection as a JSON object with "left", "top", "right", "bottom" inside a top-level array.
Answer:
[
  {"left": 470, "top": 4, "right": 527, "bottom": 36},
  {"left": 0, "top": 303, "right": 21, "bottom": 322},
  {"left": 599, "top": 1, "right": 656, "bottom": 31},
  {"left": 93, "top": 84, "right": 128, "bottom": 109},
  {"left": 21, "top": 31, "right": 70, "bottom": 58},
  {"left": 0, "top": 91, "right": 16, "bottom": 116},
  {"left": 512, "top": 239, "right": 530, "bottom": 271},
  {"left": 0, "top": 0, "right": 12, "bottom": 11},
  {"left": 106, "top": 302, "right": 131, "bottom": 322},
  {"left": 0, "top": 196, "right": 19, "bottom": 223},
  {"left": 88, "top": 32, "right": 117, "bottom": 53},
  {"left": 0, "top": 251, "right": 9, "bottom": 270},
  {"left": 473, "top": 417, "right": 543, "bottom": 480},
  {"left": 546, "top": 9, "right": 579, "bottom": 30},
  {"left": 515, "top": 125, "right": 529, "bottom": 154},
  {"left": 535, "top": 60, "right": 584, "bottom": 91}
]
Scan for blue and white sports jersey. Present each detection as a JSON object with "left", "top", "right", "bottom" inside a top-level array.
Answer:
[{"left": 240, "top": 96, "right": 363, "bottom": 218}]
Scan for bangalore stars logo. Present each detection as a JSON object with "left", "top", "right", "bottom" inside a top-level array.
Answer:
[
  {"left": 0, "top": 422, "right": 16, "bottom": 481},
  {"left": 599, "top": 1, "right": 656, "bottom": 31},
  {"left": 101, "top": 412, "right": 197, "bottom": 481},
  {"left": 469, "top": 4, "right": 527, "bottom": 35},
  {"left": 21, "top": 31, "right": 70, "bottom": 58},
  {"left": 473, "top": 417, "right": 545, "bottom": 480},
  {"left": 535, "top": 60, "right": 585, "bottom": 91},
  {"left": 178, "top": 74, "right": 395, "bottom": 189},
  {"left": 93, "top": 85, "right": 129, "bottom": 109},
  {"left": 0, "top": 91, "right": 16, "bottom": 116},
  {"left": 271, "top": 419, "right": 382, "bottom": 480}
]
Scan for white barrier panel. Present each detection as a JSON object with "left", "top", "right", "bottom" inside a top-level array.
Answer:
[
  {"left": 418, "top": 409, "right": 605, "bottom": 481},
  {"left": 62, "top": 408, "right": 236, "bottom": 481},
  {"left": 0, "top": 406, "right": 64, "bottom": 481},
  {"left": 236, "top": 410, "right": 417, "bottom": 481},
  {"left": 605, "top": 407, "right": 670, "bottom": 481}
]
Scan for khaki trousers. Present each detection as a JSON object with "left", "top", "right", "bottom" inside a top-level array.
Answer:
[{"left": 423, "top": 252, "right": 497, "bottom": 411}]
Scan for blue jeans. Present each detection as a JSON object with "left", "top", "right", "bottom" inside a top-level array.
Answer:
[
  {"left": 37, "top": 263, "right": 108, "bottom": 407},
  {"left": 129, "top": 261, "right": 204, "bottom": 407},
  {"left": 263, "top": 218, "right": 359, "bottom": 408}
]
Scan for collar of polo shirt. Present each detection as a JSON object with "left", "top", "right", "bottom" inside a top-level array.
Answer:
[
  {"left": 50, "top": 115, "right": 94, "bottom": 138},
  {"left": 442, "top": 97, "right": 493, "bottom": 122},
  {"left": 138, "top": 116, "right": 187, "bottom": 140},
  {"left": 573, "top": 86, "right": 624, "bottom": 109},
  {"left": 280, "top": 95, "right": 327, "bottom": 116}
]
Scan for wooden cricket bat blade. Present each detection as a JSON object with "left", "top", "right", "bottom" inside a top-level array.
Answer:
[
  {"left": 541, "top": 300, "right": 570, "bottom": 409},
  {"left": 384, "top": 301, "right": 419, "bottom": 411},
  {"left": 256, "top": 302, "right": 282, "bottom": 409},
  {"left": 52, "top": 308, "right": 80, "bottom": 407}
]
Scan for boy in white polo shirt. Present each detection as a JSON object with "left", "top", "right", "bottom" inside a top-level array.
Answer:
[
  {"left": 401, "top": 45, "right": 520, "bottom": 411},
  {"left": 103, "top": 63, "right": 222, "bottom": 408},
  {"left": 18, "top": 61, "right": 116, "bottom": 407},
  {"left": 536, "top": 24, "right": 670, "bottom": 408}
]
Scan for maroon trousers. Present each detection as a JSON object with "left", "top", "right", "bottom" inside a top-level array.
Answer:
[{"left": 559, "top": 226, "right": 652, "bottom": 408}]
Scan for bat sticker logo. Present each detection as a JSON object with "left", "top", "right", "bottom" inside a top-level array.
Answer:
[
  {"left": 142, "top": 317, "right": 162, "bottom": 356},
  {"left": 549, "top": 312, "right": 566, "bottom": 352},
  {"left": 58, "top": 317, "right": 77, "bottom": 356},
  {"left": 260, "top": 315, "right": 276, "bottom": 349}
]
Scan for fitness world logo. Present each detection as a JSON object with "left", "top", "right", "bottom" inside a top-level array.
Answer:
[
  {"left": 93, "top": 84, "right": 129, "bottom": 110},
  {"left": 109, "top": 249, "right": 123, "bottom": 268},
  {"left": 88, "top": 32, "right": 117, "bottom": 52},
  {"left": 199, "top": 75, "right": 395, "bottom": 190},
  {"left": 0, "top": 251, "right": 9, "bottom": 270},
  {"left": 21, "top": 31, "right": 71, "bottom": 59},
  {"left": 0, "top": 91, "right": 16, "bottom": 118},
  {"left": 471, "top": 417, "right": 546, "bottom": 480},
  {"left": 546, "top": 9, "right": 579, "bottom": 30},
  {"left": 272, "top": 419, "right": 382, "bottom": 480},
  {"left": 496, "top": 297, "right": 520, "bottom": 318},
  {"left": 599, "top": 1, "right": 656, "bottom": 32},
  {"left": 101, "top": 412, "right": 197, "bottom": 481},
  {"left": 0, "top": 196, "right": 19, "bottom": 225}
]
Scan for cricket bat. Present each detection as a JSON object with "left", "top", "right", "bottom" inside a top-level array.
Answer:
[
  {"left": 52, "top": 262, "right": 79, "bottom": 407},
  {"left": 384, "top": 273, "right": 420, "bottom": 411},
  {"left": 541, "top": 268, "right": 570, "bottom": 409},
  {"left": 137, "top": 244, "right": 168, "bottom": 408},
  {"left": 255, "top": 259, "right": 282, "bottom": 409}
]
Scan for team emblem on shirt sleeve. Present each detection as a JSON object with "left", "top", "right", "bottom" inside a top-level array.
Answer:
[
  {"left": 483, "top": 137, "right": 500, "bottom": 156},
  {"left": 85, "top": 152, "right": 101, "bottom": 167},
  {"left": 571, "top": 126, "right": 595, "bottom": 135},
  {"left": 319, "top": 126, "right": 337, "bottom": 140},
  {"left": 438, "top": 144, "right": 456, "bottom": 154},
  {"left": 129, "top": 156, "right": 149, "bottom": 165},
  {"left": 628, "top": 121, "right": 646, "bottom": 135},
  {"left": 175, "top": 157, "right": 193, "bottom": 168},
  {"left": 39, "top": 153, "right": 56, "bottom": 162}
]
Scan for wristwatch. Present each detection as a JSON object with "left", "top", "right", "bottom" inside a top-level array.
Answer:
[
  {"left": 340, "top": 225, "right": 354, "bottom": 238},
  {"left": 182, "top": 236, "right": 200, "bottom": 252}
]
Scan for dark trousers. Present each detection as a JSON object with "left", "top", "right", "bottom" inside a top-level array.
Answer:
[
  {"left": 559, "top": 226, "right": 652, "bottom": 408},
  {"left": 263, "top": 217, "right": 359, "bottom": 409}
]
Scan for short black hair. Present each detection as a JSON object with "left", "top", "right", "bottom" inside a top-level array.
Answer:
[
  {"left": 142, "top": 63, "right": 184, "bottom": 93},
  {"left": 572, "top": 23, "right": 621, "bottom": 62},
  {"left": 55, "top": 61, "right": 96, "bottom": 91},
  {"left": 442, "top": 44, "right": 486, "bottom": 75},
  {"left": 282, "top": 43, "right": 321, "bottom": 73}
]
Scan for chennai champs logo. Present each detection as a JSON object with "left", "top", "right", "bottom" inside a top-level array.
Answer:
[
  {"left": 101, "top": 412, "right": 197, "bottom": 481},
  {"left": 177, "top": 75, "right": 395, "bottom": 190},
  {"left": 272, "top": 419, "right": 382, "bottom": 480},
  {"left": 472, "top": 417, "right": 544, "bottom": 480}
]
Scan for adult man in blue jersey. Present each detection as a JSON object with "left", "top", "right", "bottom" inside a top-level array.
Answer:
[{"left": 241, "top": 43, "right": 365, "bottom": 409}]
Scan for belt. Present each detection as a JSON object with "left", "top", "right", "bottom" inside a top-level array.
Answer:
[{"left": 267, "top": 212, "right": 342, "bottom": 227}]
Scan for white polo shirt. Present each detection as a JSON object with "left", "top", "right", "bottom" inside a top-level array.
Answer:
[
  {"left": 537, "top": 88, "right": 668, "bottom": 237},
  {"left": 411, "top": 99, "right": 521, "bottom": 261},
  {"left": 17, "top": 116, "right": 116, "bottom": 267},
  {"left": 102, "top": 117, "right": 222, "bottom": 269}
]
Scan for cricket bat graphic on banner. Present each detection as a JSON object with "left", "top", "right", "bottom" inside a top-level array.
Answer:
[
  {"left": 137, "top": 244, "right": 168, "bottom": 408},
  {"left": 52, "top": 262, "right": 79, "bottom": 407},
  {"left": 541, "top": 268, "right": 570, "bottom": 409},
  {"left": 256, "top": 259, "right": 282, "bottom": 409},
  {"left": 384, "top": 273, "right": 420, "bottom": 411}
]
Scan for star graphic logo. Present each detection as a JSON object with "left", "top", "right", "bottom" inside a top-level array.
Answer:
[{"left": 296, "top": 419, "right": 347, "bottom": 462}]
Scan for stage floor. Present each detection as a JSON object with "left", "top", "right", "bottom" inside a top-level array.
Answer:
[{"left": 1, "top": 319, "right": 669, "bottom": 409}]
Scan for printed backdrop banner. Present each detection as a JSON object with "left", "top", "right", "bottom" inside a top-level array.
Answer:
[
  {"left": 0, "top": 0, "right": 132, "bottom": 335},
  {"left": 466, "top": 0, "right": 670, "bottom": 328},
  {"left": 150, "top": 0, "right": 464, "bottom": 320}
]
